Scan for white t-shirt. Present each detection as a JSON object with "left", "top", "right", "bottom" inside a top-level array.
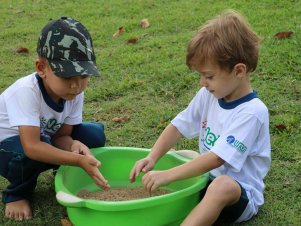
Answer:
[
  {"left": 172, "top": 87, "right": 271, "bottom": 216},
  {"left": 0, "top": 72, "right": 83, "bottom": 141}
]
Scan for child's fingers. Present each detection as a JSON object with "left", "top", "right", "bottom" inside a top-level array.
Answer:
[
  {"left": 150, "top": 181, "right": 159, "bottom": 192},
  {"left": 141, "top": 172, "right": 148, "bottom": 184},
  {"left": 96, "top": 167, "right": 110, "bottom": 190},
  {"left": 145, "top": 178, "right": 155, "bottom": 192},
  {"left": 82, "top": 148, "right": 93, "bottom": 156},
  {"left": 93, "top": 174, "right": 110, "bottom": 189},
  {"left": 142, "top": 172, "right": 152, "bottom": 192},
  {"left": 129, "top": 168, "right": 139, "bottom": 183},
  {"left": 88, "top": 156, "right": 101, "bottom": 168},
  {"left": 142, "top": 172, "right": 161, "bottom": 192},
  {"left": 129, "top": 162, "right": 145, "bottom": 183},
  {"left": 142, "top": 164, "right": 153, "bottom": 173}
]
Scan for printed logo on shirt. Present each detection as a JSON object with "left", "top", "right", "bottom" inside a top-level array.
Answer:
[
  {"left": 202, "top": 119, "right": 207, "bottom": 128},
  {"left": 40, "top": 117, "right": 62, "bottom": 134},
  {"left": 226, "top": 135, "right": 247, "bottom": 153},
  {"left": 202, "top": 127, "right": 220, "bottom": 150}
]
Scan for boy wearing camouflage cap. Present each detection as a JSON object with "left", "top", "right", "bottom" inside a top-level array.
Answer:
[{"left": 0, "top": 17, "right": 110, "bottom": 221}]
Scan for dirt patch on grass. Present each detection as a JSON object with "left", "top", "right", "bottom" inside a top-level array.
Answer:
[{"left": 77, "top": 187, "right": 171, "bottom": 201}]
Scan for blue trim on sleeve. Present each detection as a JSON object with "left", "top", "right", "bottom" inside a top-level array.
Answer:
[
  {"left": 218, "top": 91, "right": 258, "bottom": 109},
  {"left": 35, "top": 73, "right": 65, "bottom": 112}
]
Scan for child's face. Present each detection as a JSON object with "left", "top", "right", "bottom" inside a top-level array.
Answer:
[
  {"left": 194, "top": 61, "right": 248, "bottom": 102},
  {"left": 37, "top": 59, "right": 89, "bottom": 103}
]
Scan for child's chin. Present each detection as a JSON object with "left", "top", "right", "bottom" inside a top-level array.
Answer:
[{"left": 63, "top": 95, "right": 77, "bottom": 100}]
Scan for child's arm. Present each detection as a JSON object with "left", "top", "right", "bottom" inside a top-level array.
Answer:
[
  {"left": 18, "top": 125, "right": 110, "bottom": 189},
  {"left": 51, "top": 124, "right": 92, "bottom": 156},
  {"left": 142, "top": 151, "right": 224, "bottom": 192},
  {"left": 130, "top": 124, "right": 182, "bottom": 182}
]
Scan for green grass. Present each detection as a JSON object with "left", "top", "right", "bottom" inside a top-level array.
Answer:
[{"left": 0, "top": 0, "right": 301, "bottom": 225}]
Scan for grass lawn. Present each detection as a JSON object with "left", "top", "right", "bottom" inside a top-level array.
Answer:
[{"left": 0, "top": 0, "right": 300, "bottom": 225}]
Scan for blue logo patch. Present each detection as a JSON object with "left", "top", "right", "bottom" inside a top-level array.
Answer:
[{"left": 226, "top": 135, "right": 235, "bottom": 144}]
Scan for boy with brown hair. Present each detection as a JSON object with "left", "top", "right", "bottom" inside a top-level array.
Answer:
[
  {"left": 130, "top": 10, "right": 271, "bottom": 225},
  {"left": 0, "top": 16, "right": 110, "bottom": 221}
]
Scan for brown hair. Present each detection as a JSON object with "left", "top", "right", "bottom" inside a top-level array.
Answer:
[{"left": 186, "top": 10, "right": 261, "bottom": 72}]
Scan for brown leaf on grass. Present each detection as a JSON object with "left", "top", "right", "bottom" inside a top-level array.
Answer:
[
  {"left": 274, "top": 31, "right": 293, "bottom": 39},
  {"left": 112, "top": 115, "right": 130, "bottom": 123},
  {"left": 140, "top": 19, "right": 150, "bottom": 28},
  {"left": 61, "top": 218, "right": 73, "bottom": 226},
  {"left": 113, "top": 26, "right": 125, "bottom": 37},
  {"left": 275, "top": 124, "right": 287, "bottom": 131},
  {"left": 16, "top": 47, "right": 29, "bottom": 53},
  {"left": 126, "top": 37, "right": 138, "bottom": 44}
]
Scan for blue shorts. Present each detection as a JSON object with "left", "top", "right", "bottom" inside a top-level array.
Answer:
[
  {"left": 200, "top": 178, "right": 249, "bottom": 223},
  {"left": 0, "top": 122, "right": 105, "bottom": 203}
]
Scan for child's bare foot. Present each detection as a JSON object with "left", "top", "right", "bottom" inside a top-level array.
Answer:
[{"left": 5, "top": 199, "right": 32, "bottom": 221}]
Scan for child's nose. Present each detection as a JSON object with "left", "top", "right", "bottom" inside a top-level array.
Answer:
[
  {"left": 200, "top": 76, "right": 207, "bottom": 87},
  {"left": 70, "top": 78, "right": 81, "bottom": 89}
]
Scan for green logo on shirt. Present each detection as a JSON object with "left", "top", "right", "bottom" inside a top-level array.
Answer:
[
  {"left": 203, "top": 125, "right": 247, "bottom": 154},
  {"left": 205, "top": 127, "right": 220, "bottom": 146},
  {"left": 40, "top": 117, "right": 62, "bottom": 134}
]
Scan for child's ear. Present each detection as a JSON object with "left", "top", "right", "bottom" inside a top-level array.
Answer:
[
  {"left": 234, "top": 63, "right": 247, "bottom": 78},
  {"left": 35, "top": 58, "right": 47, "bottom": 78}
]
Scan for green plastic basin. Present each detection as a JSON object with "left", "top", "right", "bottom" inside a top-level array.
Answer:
[{"left": 55, "top": 147, "right": 208, "bottom": 226}]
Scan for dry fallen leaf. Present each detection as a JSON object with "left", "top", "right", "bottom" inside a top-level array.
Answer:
[
  {"left": 140, "top": 19, "right": 150, "bottom": 28},
  {"left": 126, "top": 37, "right": 138, "bottom": 44},
  {"left": 113, "top": 26, "right": 125, "bottom": 37},
  {"left": 112, "top": 115, "right": 130, "bottom": 123},
  {"left": 275, "top": 124, "right": 287, "bottom": 131},
  {"left": 61, "top": 218, "right": 73, "bottom": 226},
  {"left": 16, "top": 47, "right": 29, "bottom": 54},
  {"left": 274, "top": 31, "right": 293, "bottom": 39}
]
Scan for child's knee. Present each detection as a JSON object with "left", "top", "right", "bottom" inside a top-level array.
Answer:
[
  {"left": 87, "top": 122, "right": 106, "bottom": 146},
  {"left": 207, "top": 176, "right": 240, "bottom": 198},
  {"left": 72, "top": 122, "right": 106, "bottom": 148}
]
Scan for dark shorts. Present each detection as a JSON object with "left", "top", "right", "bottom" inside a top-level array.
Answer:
[{"left": 200, "top": 178, "right": 249, "bottom": 223}]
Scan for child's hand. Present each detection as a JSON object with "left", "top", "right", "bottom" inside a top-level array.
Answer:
[
  {"left": 79, "top": 154, "right": 110, "bottom": 190},
  {"left": 129, "top": 157, "right": 155, "bottom": 183},
  {"left": 71, "top": 140, "right": 92, "bottom": 156},
  {"left": 142, "top": 170, "right": 170, "bottom": 192}
]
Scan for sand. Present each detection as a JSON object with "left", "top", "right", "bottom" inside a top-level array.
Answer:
[{"left": 77, "top": 187, "right": 171, "bottom": 201}]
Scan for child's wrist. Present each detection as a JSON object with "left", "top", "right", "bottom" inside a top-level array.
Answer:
[
  {"left": 74, "top": 152, "right": 85, "bottom": 167},
  {"left": 148, "top": 152, "right": 160, "bottom": 163},
  {"left": 165, "top": 169, "right": 174, "bottom": 183}
]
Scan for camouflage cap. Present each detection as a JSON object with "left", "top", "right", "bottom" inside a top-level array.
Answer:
[{"left": 37, "top": 16, "right": 100, "bottom": 77}]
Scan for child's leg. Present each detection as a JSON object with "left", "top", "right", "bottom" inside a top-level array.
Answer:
[
  {"left": 71, "top": 122, "right": 106, "bottom": 148},
  {"left": 181, "top": 175, "right": 247, "bottom": 226},
  {"left": 0, "top": 135, "right": 54, "bottom": 221}
]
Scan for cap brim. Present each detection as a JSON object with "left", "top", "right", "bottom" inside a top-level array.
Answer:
[{"left": 48, "top": 60, "right": 100, "bottom": 78}]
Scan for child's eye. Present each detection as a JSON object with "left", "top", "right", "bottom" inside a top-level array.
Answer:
[{"left": 203, "top": 74, "right": 213, "bottom": 80}]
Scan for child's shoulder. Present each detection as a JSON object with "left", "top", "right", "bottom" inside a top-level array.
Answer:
[
  {"left": 238, "top": 97, "right": 269, "bottom": 124},
  {"left": 15, "top": 72, "right": 37, "bottom": 84},
  {"left": 247, "top": 97, "right": 268, "bottom": 113},
  {"left": 2, "top": 72, "right": 38, "bottom": 97}
]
